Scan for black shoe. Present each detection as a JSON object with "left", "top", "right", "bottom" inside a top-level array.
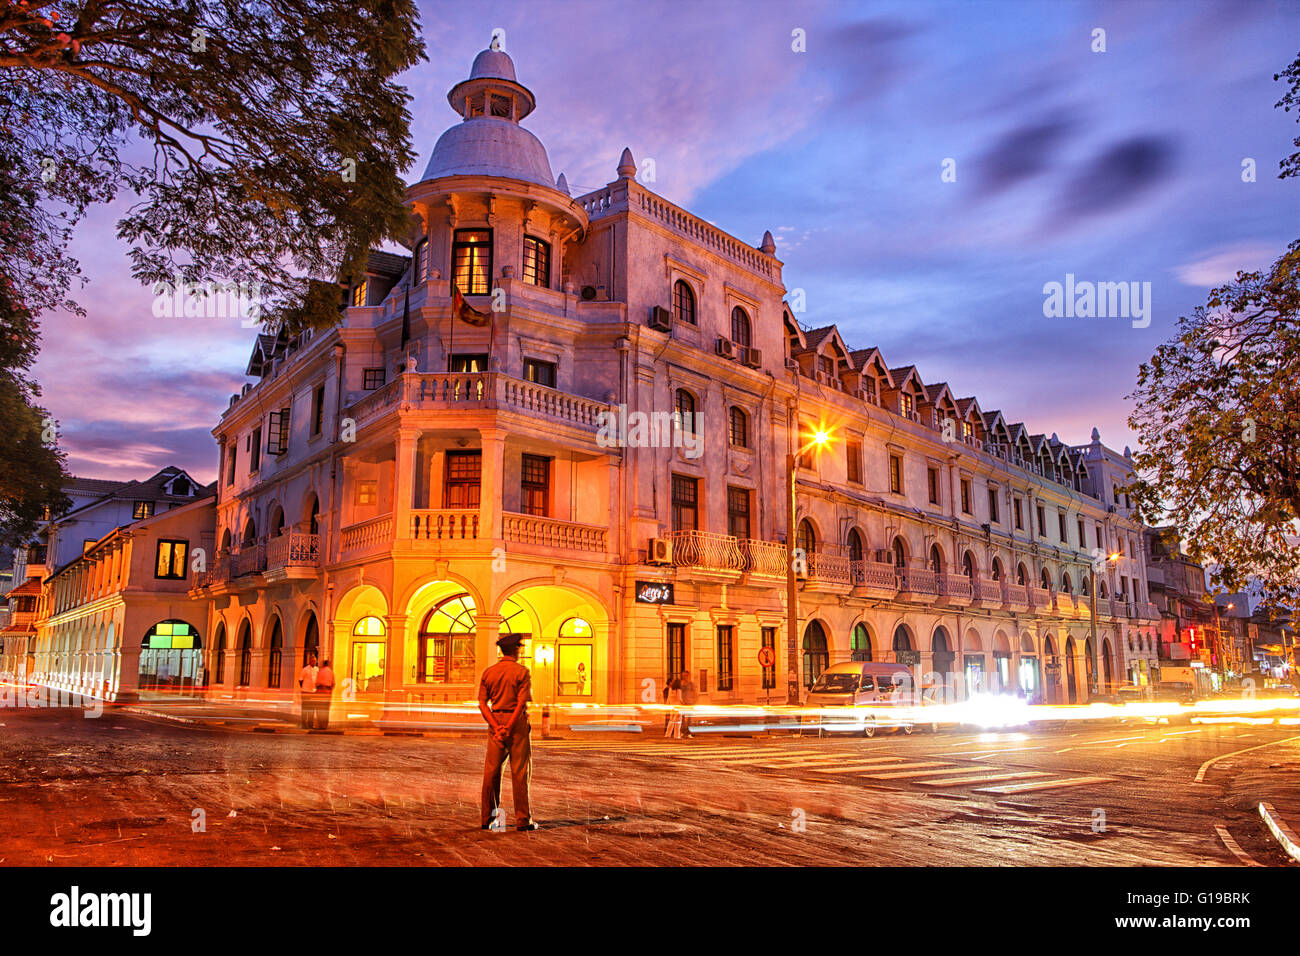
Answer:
[
  {"left": 481, "top": 824, "right": 492, "bottom": 830},
  {"left": 517, "top": 822, "right": 539, "bottom": 831}
]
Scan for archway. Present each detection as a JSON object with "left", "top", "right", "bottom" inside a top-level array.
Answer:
[
  {"left": 266, "top": 617, "right": 284, "bottom": 688},
  {"left": 1018, "top": 633, "right": 1039, "bottom": 699},
  {"left": 992, "top": 630, "right": 1012, "bottom": 693},
  {"left": 493, "top": 583, "right": 611, "bottom": 702},
  {"left": 803, "top": 620, "right": 829, "bottom": 689},
  {"left": 237, "top": 620, "right": 253, "bottom": 687},
  {"left": 931, "top": 626, "right": 955, "bottom": 680},
  {"left": 213, "top": 623, "right": 227, "bottom": 685},
  {"left": 1084, "top": 636, "right": 1096, "bottom": 696},
  {"left": 963, "top": 628, "right": 986, "bottom": 697},
  {"left": 1064, "top": 636, "right": 1078, "bottom": 704},
  {"left": 138, "top": 620, "right": 202, "bottom": 694},
  {"left": 301, "top": 613, "right": 320, "bottom": 665},
  {"left": 851, "top": 622, "right": 873, "bottom": 662},
  {"left": 1042, "top": 634, "right": 1059, "bottom": 704},
  {"left": 1101, "top": 638, "right": 1114, "bottom": 691}
]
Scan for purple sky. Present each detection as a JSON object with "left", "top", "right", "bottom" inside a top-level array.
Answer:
[{"left": 35, "top": 0, "right": 1300, "bottom": 483}]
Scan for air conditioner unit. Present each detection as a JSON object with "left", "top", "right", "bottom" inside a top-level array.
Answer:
[
  {"left": 715, "top": 337, "right": 737, "bottom": 359},
  {"left": 580, "top": 284, "right": 608, "bottom": 301},
  {"left": 648, "top": 306, "right": 672, "bottom": 331},
  {"left": 741, "top": 346, "right": 762, "bottom": 369},
  {"left": 648, "top": 537, "right": 673, "bottom": 565}
]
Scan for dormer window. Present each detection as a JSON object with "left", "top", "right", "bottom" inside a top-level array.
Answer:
[
  {"left": 133, "top": 501, "right": 154, "bottom": 520},
  {"left": 900, "top": 394, "right": 914, "bottom": 418},
  {"left": 166, "top": 476, "right": 192, "bottom": 497},
  {"left": 351, "top": 281, "right": 367, "bottom": 307}
]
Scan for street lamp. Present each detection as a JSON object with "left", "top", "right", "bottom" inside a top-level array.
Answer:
[
  {"left": 786, "top": 424, "right": 832, "bottom": 705},
  {"left": 1089, "top": 551, "right": 1120, "bottom": 696}
]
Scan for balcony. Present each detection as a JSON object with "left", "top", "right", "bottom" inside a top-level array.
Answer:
[
  {"left": 503, "top": 513, "right": 608, "bottom": 556},
  {"left": 230, "top": 543, "right": 266, "bottom": 580},
  {"left": 1135, "top": 601, "right": 1160, "bottom": 620},
  {"left": 347, "top": 372, "right": 615, "bottom": 445},
  {"left": 194, "top": 553, "right": 230, "bottom": 591},
  {"left": 668, "top": 530, "right": 744, "bottom": 577},
  {"left": 340, "top": 513, "right": 396, "bottom": 559},
  {"left": 1001, "top": 582, "right": 1030, "bottom": 612},
  {"left": 1029, "top": 586, "right": 1053, "bottom": 614},
  {"left": 803, "top": 553, "right": 853, "bottom": 593},
  {"left": 896, "top": 566, "right": 939, "bottom": 602},
  {"left": 972, "top": 578, "right": 1003, "bottom": 607},
  {"left": 851, "top": 560, "right": 900, "bottom": 598},
  {"left": 740, "top": 539, "right": 787, "bottom": 579},
  {"left": 264, "top": 531, "right": 320, "bottom": 582},
  {"left": 937, "top": 572, "right": 974, "bottom": 607},
  {"left": 409, "top": 509, "right": 479, "bottom": 541}
]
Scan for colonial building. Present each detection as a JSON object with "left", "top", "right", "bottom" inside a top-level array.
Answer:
[{"left": 186, "top": 39, "right": 1160, "bottom": 719}]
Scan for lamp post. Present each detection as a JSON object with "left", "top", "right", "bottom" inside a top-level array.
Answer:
[
  {"left": 786, "top": 425, "right": 831, "bottom": 705},
  {"left": 1089, "top": 551, "right": 1120, "bottom": 696}
]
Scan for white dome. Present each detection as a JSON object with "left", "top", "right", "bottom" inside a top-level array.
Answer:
[
  {"left": 469, "top": 48, "right": 517, "bottom": 82},
  {"left": 421, "top": 118, "right": 554, "bottom": 187}
]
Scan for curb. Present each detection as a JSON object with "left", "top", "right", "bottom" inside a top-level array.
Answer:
[
  {"left": 124, "top": 708, "right": 486, "bottom": 738},
  {"left": 121, "top": 706, "right": 199, "bottom": 725},
  {"left": 1258, "top": 802, "right": 1300, "bottom": 863}
]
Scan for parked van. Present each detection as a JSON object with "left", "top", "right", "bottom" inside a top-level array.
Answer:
[{"left": 802, "top": 662, "right": 921, "bottom": 736}]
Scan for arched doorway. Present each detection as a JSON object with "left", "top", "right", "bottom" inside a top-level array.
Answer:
[
  {"left": 214, "top": 624, "right": 227, "bottom": 685},
  {"left": 237, "top": 621, "right": 253, "bottom": 687},
  {"left": 992, "top": 631, "right": 1012, "bottom": 693},
  {"left": 266, "top": 618, "right": 283, "bottom": 688},
  {"left": 802, "top": 620, "right": 829, "bottom": 689},
  {"left": 138, "top": 620, "right": 202, "bottom": 694},
  {"left": 351, "top": 616, "right": 387, "bottom": 694},
  {"left": 1043, "top": 634, "right": 1059, "bottom": 704},
  {"left": 1064, "top": 636, "right": 1078, "bottom": 704},
  {"left": 1019, "top": 633, "right": 1039, "bottom": 699},
  {"left": 851, "top": 622, "right": 872, "bottom": 662},
  {"left": 1101, "top": 638, "right": 1114, "bottom": 691},
  {"left": 302, "top": 613, "right": 320, "bottom": 665},
  {"left": 931, "top": 626, "right": 954, "bottom": 680},
  {"left": 1084, "top": 636, "right": 1096, "bottom": 697}
]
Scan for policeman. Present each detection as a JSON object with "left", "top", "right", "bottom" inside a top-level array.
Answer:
[{"left": 478, "top": 633, "right": 537, "bottom": 831}]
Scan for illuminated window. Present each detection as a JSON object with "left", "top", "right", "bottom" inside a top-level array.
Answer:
[
  {"left": 728, "top": 406, "right": 748, "bottom": 447},
  {"left": 133, "top": 500, "right": 154, "bottom": 520},
  {"left": 444, "top": 452, "right": 482, "bottom": 508},
  {"left": 851, "top": 623, "right": 873, "bottom": 662},
  {"left": 139, "top": 620, "right": 203, "bottom": 691},
  {"left": 673, "top": 389, "right": 697, "bottom": 436},
  {"left": 452, "top": 229, "right": 492, "bottom": 295},
  {"left": 154, "top": 540, "right": 188, "bottom": 580},
  {"left": 522, "top": 235, "right": 550, "bottom": 288},
  {"left": 351, "top": 281, "right": 367, "bottom": 307},
  {"left": 418, "top": 594, "right": 479, "bottom": 684},
  {"left": 523, "top": 358, "right": 556, "bottom": 387},
  {"left": 352, "top": 616, "right": 386, "bottom": 637}
]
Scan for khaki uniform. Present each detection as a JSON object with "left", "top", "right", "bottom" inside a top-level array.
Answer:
[{"left": 479, "top": 659, "right": 533, "bottom": 828}]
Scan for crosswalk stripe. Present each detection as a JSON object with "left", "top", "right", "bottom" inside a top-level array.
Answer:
[
  {"left": 857, "top": 763, "right": 957, "bottom": 779},
  {"left": 673, "top": 750, "right": 811, "bottom": 761},
  {"left": 974, "top": 776, "right": 1113, "bottom": 794},
  {"left": 809, "top": 758, "right": 912, "bottom": 773},
  {"left": 916, "top": 771, "right": 1053, "bottom": 787},
  {"left": 718, "top": 755, "right": 863, "bottom": 767}
]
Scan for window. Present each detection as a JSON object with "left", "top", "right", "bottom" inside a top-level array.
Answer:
[
  {"left": 900, "top": 393, "right": 914, "bottom": 418},
  {"left": 962, "top": 420, "right": 973, "bottom": 443},
  {"left": 414, "top": 238, "right": 428, "bottom": 282},
  {"left": 1014, "top": 498, "right": 1023, "bottom": 530},
  {"left": 522, "top": 235, "right": 550, "bottom": 288},
  {"left": 726, "top": 486, "right": 751, "bottom": 539},
  {"left": 417, "top": 594, "right": 478, "bottom": 684},
  {"left": 960, "top": 479, "right": 971, "bottom": 514},
  {"left": 846, "top": 440, "right": 862, "bottom": 484},
  {"left": 1096, "top": 524, "right": 1104, "bottom": 552},
  {"left": 851, "top": 623, "right": 872, "bottom": 663},
  {"left": 796, "top": 518, "right": 816, "bottom": 556},
  {"left": 250, "top": 427, "right": 262, "bottom": 471},
  {"left": 522, "top": 358, "right": 556, "bottom": 387},
  {"left": 962, "top": 552, "right": 975, "bottom": 578},
  {"left": 730, "top": 307, "right": 751, "bottom": 347},
  {"left": 1078, "top": 517, "right": 1086, "bottom": 548},
  {"left": 988, "top": 488, "right": 999, "bottom": 523},
  {"left": 214, "top": 627, "right": 227, "bottom": 684},
  {"left": 667, "top": 623, "right": 687, "bottom": 681},
  {"left": 761, "top": 627, "right": 776, "bottom": 689},
  {"left": 351, "top": 281, "right": 367, "bottom": 307},
  {"left": 226, "top": 445, "right": 237, "bottom": 485},
  {"left": 449, "top": 353, "right": 489, "bottom": 373},
  {"left": 363, "top": 367, "right": 385, "bottom": 390},
  {"left": 927, "top": 467, "right": 939, "bottom": 505},
  {"left": 267, "top": 620, "right": 283, "bottom": 689},
  {"left": 716, "top": 625, "right": 735, "bottom": 692},
  {"left": 673, "top": 389, "right": 697, "bottom": 436},
  {"left": 672, "top": 279, "right": 696, "bottom": 326},
  {"left": 452, "top": 228, "right": 492, "bottom": 295},
  {"left": 729, "top": 407, "right": 749, "bottom": 448},
  {"left": 155, "top": 540, "right": 188, "bottom": 579},
  {"left": 355, "top": 480, "right": 377, "bottom": 506},
  {"left": 847, "top": 529, "right": 864, "bottom": 563},
  {"left": 1058, "top": 512, "right": 1068, "bottom": 543},
  {"left": 133, "top": 500, "right": 154, "bottom": 520},
  {"left": 892, "top": 538, "right": 906, "bottom": 568},
  {"left": 267, "top": 406, "right": 290, "bottom": 455},
  {"left": 444, "top": 452, "right": 482, "bottom": 509},
  {"left": 671, "top": 474, "right": 698, "bottom": 532},
  {"left": 1036, "top": 504, "right": 1045, "bottom": 537},
  {"left": 890, "top": 455, "right": 904, "bottom": 494},
  {"left": 520, "top": 454, "right": 550, "bottom": 517},
  {"left": 310, "top": 385, "right": 325, "bottom": 437},
  {"left": 1113, "top": 484, "right": 1120, "bottom": 505}
]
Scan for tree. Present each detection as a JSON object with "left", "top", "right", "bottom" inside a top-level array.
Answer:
[{"left": 0, "top": 0, "right": 424, "bottom": 545}]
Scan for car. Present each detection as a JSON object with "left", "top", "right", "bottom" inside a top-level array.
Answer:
[
  {"left": 1151, "top": 681, "right": 1195, "bottom": 705},
  {"left": 803, "top": 662, "right": 920, "bottom": 737}
]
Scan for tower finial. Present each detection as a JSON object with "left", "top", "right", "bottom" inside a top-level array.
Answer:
[
  {"left": 759, "top": 230, "right": 776, "bottom": 255},
  {"left": 617, "top": 147, "right": 636, "bottom": 179}
]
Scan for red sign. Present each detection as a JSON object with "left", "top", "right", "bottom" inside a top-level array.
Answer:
[{"left": 757, "top": 646, "right": 776, "bottom": 668}]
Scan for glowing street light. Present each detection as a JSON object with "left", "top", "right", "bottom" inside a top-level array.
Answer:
[{"left": 786, "top": 423, "right": 835, "bottom": 704}]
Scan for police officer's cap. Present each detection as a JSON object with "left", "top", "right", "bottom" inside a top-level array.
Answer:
[{"left": 496, "top": 633, "right": 525, "bottom": 649}]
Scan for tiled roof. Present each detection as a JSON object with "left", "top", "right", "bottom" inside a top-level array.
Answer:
[
  {"left": 367, "top": 250, "right": 411, "bottom": 278},
  {"left": 7, "top": 577, "right": 41, "bottom": 597}
]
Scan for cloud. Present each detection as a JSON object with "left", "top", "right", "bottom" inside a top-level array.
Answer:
[
  {"left": 1052, "top": 135, "right": 1178, "bottom": 223},
  {"left": 973, "top": 117, "right": 1075, "bottom": 196},
  {"left": 1174, "top": 242, "right": 1282, "bottom": 287}
]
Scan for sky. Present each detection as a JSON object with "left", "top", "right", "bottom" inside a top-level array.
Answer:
[{"left": 33, "top": 0, "right": 1300, "bottom": 484}]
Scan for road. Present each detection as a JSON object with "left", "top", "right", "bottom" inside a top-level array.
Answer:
[{"left": 1, "top": 706, "right": 1297, "bottom": 866}]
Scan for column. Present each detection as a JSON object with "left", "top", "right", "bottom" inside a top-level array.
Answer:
[
  {"left": 384, "top": 613, "right": 408, "bottom": 703},
  {"left": 479, "top": 429, "right": 507, "bottom": 541},
  {"left": 394, "top": 427, "right": 419, "bottom": 542},
  {"left": 474, "top": 612, "right": 502, "bottom": 699}
]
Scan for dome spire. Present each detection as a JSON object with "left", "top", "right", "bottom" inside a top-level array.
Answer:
[{"left": 617, "top": 147, "right": 636, "bottom": 179}]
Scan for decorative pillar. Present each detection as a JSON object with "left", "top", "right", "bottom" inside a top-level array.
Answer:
[
  {"left": 479, "top": 429, "right": 508, "bottom": 541},
  {"left": 394, "top": 427, "right": 419, "bottom": 542},
  {"left": 384, "top": 613, "right": 408, "bottom": 700},
  {"left": 474, "top": 612, "right": 502, "bottom": 694}
]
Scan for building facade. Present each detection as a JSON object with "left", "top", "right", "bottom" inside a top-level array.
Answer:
[{"left": 182, "top": 40, "right": 1161, "bottom": 719}]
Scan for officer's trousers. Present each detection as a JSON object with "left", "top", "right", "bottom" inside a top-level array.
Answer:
[{"left": 481, "top": 722, "right": 533, "bottom": 828}]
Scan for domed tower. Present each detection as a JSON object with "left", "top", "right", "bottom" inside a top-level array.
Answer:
[{"left": 406, "top": 40, "right": 587, "bottom": 306}]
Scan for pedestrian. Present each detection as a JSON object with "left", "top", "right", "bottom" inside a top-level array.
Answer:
[
  {"left": 678, "top": 670, "right": 697, "bottom": 738},
  {"left": 298, "top": 653, "right": 319, "bottom": 728},
  {"left": 478, "top": 633, "right": 537, "bottom": 831},
  {"left": 314, "top": 658, "right": 335, "bottom": 730},
  {"left": 662, "top": 672, "right": 681, "bottom": 734}
]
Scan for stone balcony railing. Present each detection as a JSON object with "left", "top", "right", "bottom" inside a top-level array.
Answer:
[
  {"left": 974, "top": 578, "right": 1003, "bottom": 604},
  {"left": 341, "top": 513, "right": 395, "bottom": 554},
  {"left": 410, "top": 509, "right": 479, "bottom": 541},
  {"left": 1001, "top": 583, "right": 1030, "bottom": 607},
  {"left": 805, "top": 552, "right": 852, "bottom": 587},
  {"left": 668, "top": 530, "right": 745, "bottom": 572},
  {"left": 939, "top": 572, "right": 974, "bottom": 602},
  {"left": 503, "top": 513, "right": 607, "bottom": 554},
  {"left": 897, "top": 566, "right": 940, "bottom": 596},
  {"left": 230, "top": 543, "right": 266, "bottom": 578},
  {"left": 347, "top": 372, "right": 614, "bottom": 437},
  {"left": 265, "top": 531, "right": 320, "bottom": 571},
  {"left": 852, "top": 560, "right": 900, "bottom": 591},
  {"left": 1029, "top": 586, "right": 1052, "bottom": 611}
]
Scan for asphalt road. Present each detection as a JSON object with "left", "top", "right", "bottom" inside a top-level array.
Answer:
[{"left": 1, "top": 706, "right": 1297, "bottom": 866}]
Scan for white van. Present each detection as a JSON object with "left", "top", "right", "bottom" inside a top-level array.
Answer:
[{"left": 802, "top": 662, "right": 920, "bottom": 736}]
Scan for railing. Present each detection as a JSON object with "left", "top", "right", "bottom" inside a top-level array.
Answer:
[
  {"left": 940, "top": 573, "right": 974, "bottom": 600},
  {"left": 1136, "top": 602, "right": 1159, "bottom": 620},
  {"left": 196, "top": 553, "right": 231, "bottom": 589},
  {"left": 897, "top": 567, "right": 939, "bottom": 595},
  {"left": 805, "top": 552, "right": 852, "bottom": 586},
  {"left": 504, "top": 513, "right": 606, "bottom": 553},
  {"left": 230, "top": 543, "right": 266, "bottom": 578},
  {"left": 410, "top": 509, "right": 479, "bottom": 541},
  {"left": 668, "top": 530, "right": 744, "bottom": 572},
  {"left": 632, "top": 188, "right": 775, "bottom": 280},
  {"left": 740, "top": 539, "right": 787, "bottom": 577},
  {"left": 1002, "top": 583, "right": 1029, "bottom": 606},
  {"left": 1029, "top": 586, "right": 1052, "bottom": 609},
  {"left": 341, "top": 513, "right": 395, "bottom": 553},
  {"left": 852, "top": 560, "right": 899, "bottom": 590},
  {"left": 976, "top": 579, "right": 1003, "bottom": 603},
  {"left": 265, "top": 531, "right": 320, "bottom": 570}
]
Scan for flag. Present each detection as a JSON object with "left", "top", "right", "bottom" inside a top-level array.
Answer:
[
  {"left": 452, "top": 285, "right": 491, "bottom": 327},
  {"left": 400, "top": 283, "right": 410, "bottom": 348}
]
